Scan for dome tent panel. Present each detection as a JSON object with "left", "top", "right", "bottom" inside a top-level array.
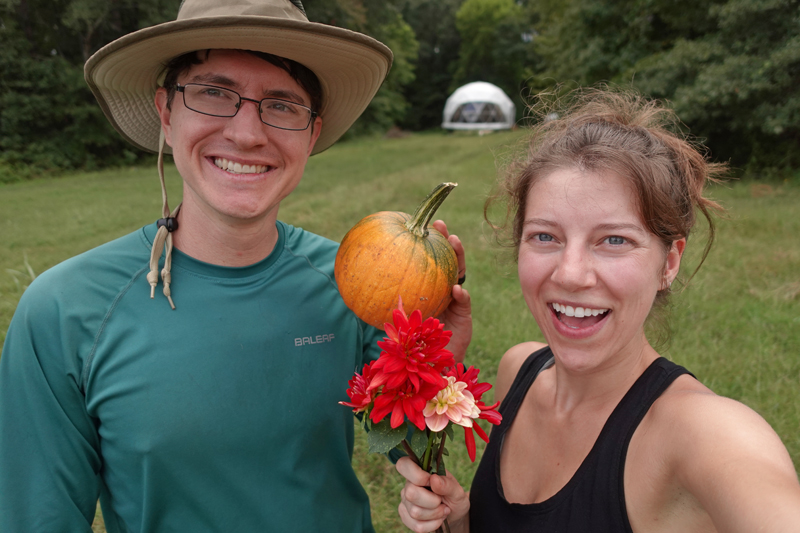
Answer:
[{"left": 442, "top": 82, "right": 515, "bottom": 130}]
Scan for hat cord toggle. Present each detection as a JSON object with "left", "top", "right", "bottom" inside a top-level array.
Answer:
[{"left": 147, "top": 133, "right": 181, "bottom": 309}]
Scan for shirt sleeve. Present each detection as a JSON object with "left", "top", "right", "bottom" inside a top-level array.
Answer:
[
  {"left": 0, "top": 283, "right": 101, "bottom": 532},
  {"left": 359, "top": 322, "right": 384, "bottom": 367}
]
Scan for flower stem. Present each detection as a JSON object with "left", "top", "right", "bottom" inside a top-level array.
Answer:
[
  {"left": 421, "top": 429, "right": 436, "bottom": 472},
  {"left": 435, "top": 431, "right": 447, "bottom": 476},
  {"left": 401, "top": 439, "right": 421, "bottom": 466}
]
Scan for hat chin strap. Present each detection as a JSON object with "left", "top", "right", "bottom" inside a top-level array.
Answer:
[{"left": 147, "top": 132, "right": 181, "bottom": 310}]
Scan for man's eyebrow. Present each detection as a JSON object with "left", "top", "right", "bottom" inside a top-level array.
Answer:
[
  {"left": 188, "top": 73, "right": 238, "bottom": 87},
  {"left": 263, "top": 89, "right": 309, "bottom": 107}
]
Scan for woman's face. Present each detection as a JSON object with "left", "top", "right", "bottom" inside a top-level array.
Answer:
[{"left": 518, "top": 167, "right": 684, "bottom": 372}]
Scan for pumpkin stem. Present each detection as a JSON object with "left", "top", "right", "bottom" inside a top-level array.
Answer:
[{"left": 405, "top": 182, "right": 458, "bottom": 238}]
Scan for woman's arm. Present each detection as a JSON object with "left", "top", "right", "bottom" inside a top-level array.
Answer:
[{"left": 669, "top": 392, "right": 800, "bottom": 532}]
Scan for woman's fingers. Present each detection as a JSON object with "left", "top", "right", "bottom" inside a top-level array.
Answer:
[
  {"left": 396, "top": 457, "right": 471, "bottom": 530},
  {"left": 396, "top": 456, "right": 431, "bottom": 485},
  {"left": 398, "top": 498, "right": 449, "bottom": 533},
  {"left": 397, "top": 457, "right": 449, "bottom": 530},
  {"left": 432, "top": 220, "right": 467, "bottom": 281}
]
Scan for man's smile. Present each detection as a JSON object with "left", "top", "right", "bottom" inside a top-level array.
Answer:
[{"left": 213, "top": 157, "right": 271, "bottom": 174}]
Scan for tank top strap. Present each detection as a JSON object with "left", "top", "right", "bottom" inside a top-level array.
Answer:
[
  {"left": 497, "top": 346, "right": 554, "bottom": 424},
  {"left": 595, "top": 357, "right": 695, "bottom": 530}
]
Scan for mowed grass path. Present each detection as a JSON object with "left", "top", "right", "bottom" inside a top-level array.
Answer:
[{"left": 1, "top": 131, "right": 798, "bottom": 532}]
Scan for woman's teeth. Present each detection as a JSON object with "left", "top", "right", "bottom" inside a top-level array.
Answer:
[
  {"left": 214, "top": 158, "right": 268, "bottom": 174},
  {"left": 552, "top": 302, "right": 608, "bottom": 317}
]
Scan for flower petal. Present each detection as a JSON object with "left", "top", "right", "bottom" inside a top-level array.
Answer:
[
  {"left": 464, "top": 427, "right": 477, "bottom": 462},
  {"left": 473, "top": 421, "right": 490, "bottom": 443},
  {"left": 390, "top": 401, "right": 406, "bottom": 428},
  {"left": 426, "top": 413, "right": 449, "bottom": 432}
]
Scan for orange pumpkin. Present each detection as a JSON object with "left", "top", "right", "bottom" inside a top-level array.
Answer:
[{"left": 335, "top": 183, "right": 458, "bottom": 330}]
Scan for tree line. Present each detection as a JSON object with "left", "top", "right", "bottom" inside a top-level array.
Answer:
[{"left": 1, "top": 0, "right": 798, "bottom": 182}]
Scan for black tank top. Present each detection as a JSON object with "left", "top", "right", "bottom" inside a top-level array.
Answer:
[{"left": 469, "top": 347, "right": 693, "bottom": 532}]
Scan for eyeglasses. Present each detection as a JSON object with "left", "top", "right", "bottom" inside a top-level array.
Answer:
[{"left": 175, "top": 83, "right": 318, "bottom": 131}]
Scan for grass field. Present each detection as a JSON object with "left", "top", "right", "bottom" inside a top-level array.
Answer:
[{"left": 1, "top": 130, "right": 798, "bottom": 532}]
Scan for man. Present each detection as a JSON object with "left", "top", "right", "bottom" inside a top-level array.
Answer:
[{"left": 0, "top": 1, "right": 471, "bottom": 531}]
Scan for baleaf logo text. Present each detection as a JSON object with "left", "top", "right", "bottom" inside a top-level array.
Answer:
[{"left": 295, "top": 334, "right": 335, "bottom": 346}]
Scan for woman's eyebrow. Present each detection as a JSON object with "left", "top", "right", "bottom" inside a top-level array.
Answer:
[
  {"left": 523, "top": 218, "right": 557, "bottom": 227},
  {"left": 595, "top": 223, "right": 647, "bottom": 234}
]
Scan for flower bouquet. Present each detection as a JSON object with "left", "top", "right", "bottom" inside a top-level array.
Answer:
[{"left": 340, "top": 298, "right": 502, "bottom": 533}]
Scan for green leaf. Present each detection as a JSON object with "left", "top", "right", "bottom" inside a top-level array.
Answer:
[
  {"left": 409, "top": 427, "right": 429, "bottom": 459},
  {"left": 367, "top": 420, "right": 408, "bottom": 454},
  {"left": 444, "top": 423, "right": 455, "bottom": 441}
]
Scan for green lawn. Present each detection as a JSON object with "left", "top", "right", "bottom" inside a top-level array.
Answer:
[{"left": 2, "top": 130, "right": 798, "bottom": 532}]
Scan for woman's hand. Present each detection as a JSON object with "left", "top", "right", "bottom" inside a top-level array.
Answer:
[
  {"left": 432, "top": 220, "right": 472, "bottom": 363},
  {"left": 396, "top": 456, "right": 471, "bottom": 533}
]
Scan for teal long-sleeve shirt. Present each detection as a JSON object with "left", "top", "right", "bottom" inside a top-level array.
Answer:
[{"left": 0, "top": 221, "right": 384, "bottom": 532}]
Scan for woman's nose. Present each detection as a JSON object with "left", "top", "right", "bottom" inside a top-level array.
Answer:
[{"left": 551, "top": 244, "right": 596, "bottom": 290}]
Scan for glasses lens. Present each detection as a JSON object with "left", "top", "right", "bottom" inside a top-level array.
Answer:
[
  {"left": 183, "top": 84, "right": 239, "bottom": 117},
  {"left": 260, "top": 99, "right": 312, "bottom": 130}
]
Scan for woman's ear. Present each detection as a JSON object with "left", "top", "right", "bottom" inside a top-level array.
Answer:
[{"left": 663, "top": 238, "right": 686, "bottom": 289}]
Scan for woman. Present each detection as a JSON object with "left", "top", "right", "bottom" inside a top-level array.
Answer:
[{"left": 396, "top": 90, "right": 800, "bottom": 532}]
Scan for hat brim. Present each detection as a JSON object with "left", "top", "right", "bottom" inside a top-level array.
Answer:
[{"left": 84, "top": 16, "right": 392, "bottom": 155}]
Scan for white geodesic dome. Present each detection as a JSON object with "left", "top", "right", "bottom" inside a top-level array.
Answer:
[{"left": 442, "top": 82, "right": 515, "bottom": 130}]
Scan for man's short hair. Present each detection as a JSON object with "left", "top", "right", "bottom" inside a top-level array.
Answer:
[{"left": 161, "top": 50, "right": 323, "bottom": 113}]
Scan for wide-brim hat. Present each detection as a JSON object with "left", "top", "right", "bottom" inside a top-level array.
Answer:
[{"left": 84, "top": 0, "right": 393, "bottom": 156}]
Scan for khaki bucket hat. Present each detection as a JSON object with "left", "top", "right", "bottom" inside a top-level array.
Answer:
[{"left": 84, "top": 0, "right": 393, "bottom": 156}]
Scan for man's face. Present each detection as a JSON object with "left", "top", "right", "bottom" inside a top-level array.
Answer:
[{"left": 155, "top": 49, "right": 322, "bottom": 226}]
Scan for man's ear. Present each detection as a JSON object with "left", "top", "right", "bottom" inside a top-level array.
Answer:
[
  {"left": 307, "top": 115, "right": 323, "bottom": 157},
  {"left": 154, "top": 87, "right": 173, "bottom": 148}
]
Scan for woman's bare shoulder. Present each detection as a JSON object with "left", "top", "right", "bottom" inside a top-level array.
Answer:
[
  {"left": 493, "top": 341, "right": 548, "bottom": 406},
  {"left": 643, "top": 375, "right": 800, "bottom": 530}
]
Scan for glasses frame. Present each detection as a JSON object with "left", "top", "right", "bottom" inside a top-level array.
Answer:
[{"left": 175, "top": 83, "right": 318, "bottom": 131}]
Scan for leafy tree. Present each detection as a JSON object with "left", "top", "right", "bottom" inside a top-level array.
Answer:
[
  {"left": 397, "top": 0, "right": 464, "bottom": 131},
  {"left": 451, "top": 0, "right": 535, "bottom": 116},
  {"left": 305, "top": 0, "right": 419, "bottom": 137},
  {"left": 0, "top": 0, "right": 181, "bottom": 182},
  {"left": 629, "top": 0, "right": 800, "bottom": 169},
  {"left": 526, "top": 0, "right": 800, "bottom": 171}
]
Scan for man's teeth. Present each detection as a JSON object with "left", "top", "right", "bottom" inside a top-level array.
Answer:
[
  {"left": 214, "top": 158, "right": 268, "bottom": 174},
  {"left": 552, "top": 302, "right": 608, "bottom": 317}
]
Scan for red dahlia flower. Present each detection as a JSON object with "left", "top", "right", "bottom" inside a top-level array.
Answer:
[
  {"left": 370, "top": 379, "right": 442, "bottom": 430},
  {"left": 445, "top": 363, "right": 503, "bottom": 461},
  {"left": 368, "top": 298, "right": 454, "bottom": 394},
  {"left": 339, "top": 361, "right": 377, "bottom": 414}
]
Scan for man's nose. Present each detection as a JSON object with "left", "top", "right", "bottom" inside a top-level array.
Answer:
[{"left": 225, "top": 98, "right": 268, "bottom": 146}]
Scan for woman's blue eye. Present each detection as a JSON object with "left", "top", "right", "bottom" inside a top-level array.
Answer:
[
  {"left": 606, "top": 236, "right": 626, "bottom": 245},
  {"left": 535, "top": 234, "right": 554, "bottom": 242}
]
